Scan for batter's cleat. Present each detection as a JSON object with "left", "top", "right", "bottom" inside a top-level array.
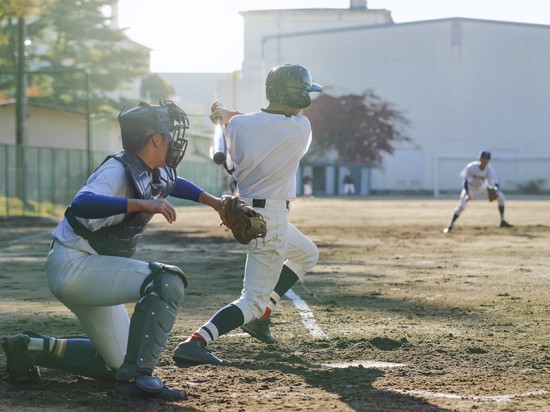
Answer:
[
  {"left": 241, "top": 317, "right": 276, "bottom": 344},
  {"left": 172, "top": 339, "right": 230, "bottom": 367},
  {"left": 443, "top": 226, "right": 453, "bottom": 233},
  {"left": 1, "top": 334, "right": 41, "bottom": 383},
  {"left": 500, "top": 220, "right": 513, "bottom": 228}
]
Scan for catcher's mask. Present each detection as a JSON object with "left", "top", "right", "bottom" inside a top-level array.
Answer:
[
  {"left": 118, "top": 100, "right": 190, "bottom": 169},
  {"left": 265, "top": 64, "right": 323, "bottom": 109}
]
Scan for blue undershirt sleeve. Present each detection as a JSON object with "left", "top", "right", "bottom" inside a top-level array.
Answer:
[
  {"left": 71, "top": 191, "right": 128, "bottom": 218},
  {"left": 170, "top": 177, "right": 204, "bottom": 202}
]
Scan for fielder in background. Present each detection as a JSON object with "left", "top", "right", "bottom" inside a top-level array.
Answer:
[
  {"left": 443, "top": 151, "right": 513, "bottom": 233},
  {"left": 1, "top": 100, "right": 222, "bottom": 400},
  {"left": 173, "top": 64, "right": 322, "bottom": 366},
  {"left": 302, "top": 172, "right": 314, "bottom": 198},
  {"left": 343, "top": 170, "right": 356, "bottom": 195}
]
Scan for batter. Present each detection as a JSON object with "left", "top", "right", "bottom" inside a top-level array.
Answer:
[{"left": 173, "top": 64, "right": 323, "bottom": 366}]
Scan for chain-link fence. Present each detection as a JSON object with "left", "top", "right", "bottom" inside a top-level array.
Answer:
[{"left": 0, "top": 143, "right": 224, "bottom": 217}]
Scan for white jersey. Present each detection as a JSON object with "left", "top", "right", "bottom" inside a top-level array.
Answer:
[
  {"left": 52, "top": 158, "right": 133, "bottom": 254},
  {"left": 225, "top": 111, "right": 312, "bottom": 200},
  {"left": 460, "top": 161, "right": 499, "bottom": 191}
]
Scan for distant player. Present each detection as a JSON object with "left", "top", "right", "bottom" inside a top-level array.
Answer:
[
  {"left": 303, "top": 173, "right": 314, "bottom": 198},
  {"left": 343, "top": 170, "right": 356, "bottom": 195},
  {"left": 443, "top": 151, "right": 513, "bottom": 233},
  {"left": 172, "top": 64, "right": 322, "bottom": 366}
]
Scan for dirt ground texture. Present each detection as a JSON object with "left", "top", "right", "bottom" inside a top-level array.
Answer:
[{"left": 0, "top": 197, "right": 549, "bottom": 412}]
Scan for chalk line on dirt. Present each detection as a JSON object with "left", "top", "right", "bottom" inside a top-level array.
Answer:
[
  {"left": 323, "top": 361, "right": 405, "bottom": 368},
  {"left": 285, "top": 288, "right": 328, "bottom": 340},
  {"left": 381, "top": 388, "right": 550, "bottom": 403},
  {"left": 225, "top": 288, "right": 328, "bottom": 340}
]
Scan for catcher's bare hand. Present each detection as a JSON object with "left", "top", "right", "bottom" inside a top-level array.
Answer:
[{"left": 128, "top": 199, "right": 176, "bottom": 223}]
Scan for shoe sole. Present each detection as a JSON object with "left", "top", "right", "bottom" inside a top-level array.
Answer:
[
  {"left": 116, "top": 383, "right": 188, "bottom": 400},
  {"left": 172, "top": 355, "right": 207, "bottom": 367}
]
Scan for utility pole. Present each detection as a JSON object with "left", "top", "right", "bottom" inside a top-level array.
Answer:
[
  {"left": 15, "top": 15, "right": 28, "bottom": 205},
  {"left": 15, "top": 16, "right": 27, "bottom": 146}
]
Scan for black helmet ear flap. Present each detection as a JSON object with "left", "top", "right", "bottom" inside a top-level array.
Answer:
[{"left": 118, "top": 102, "right": 159, "bottom": 152}]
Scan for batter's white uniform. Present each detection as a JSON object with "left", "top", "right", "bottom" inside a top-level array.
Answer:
[
  {"left": 45, "top": 159, "right": 151, "bottom": 369},
  {"left": 224, "top": 110, "right": 319, "bottom": 323}
]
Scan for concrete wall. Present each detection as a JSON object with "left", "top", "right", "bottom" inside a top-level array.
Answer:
[
  {"left": 219, "top": 17, "right": 550, "bottom": 193},
  {"left": 0, "top": 104, "right": 120, "bottom": 152}
]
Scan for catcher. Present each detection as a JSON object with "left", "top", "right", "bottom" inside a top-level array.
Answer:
[
  {"left": 443, "top": 151, "right": 513, "bottom": 233},
  {"left": 173, "top": 64, "right": 322, "bottom": 366},
  {"left": 0, "top": 100, "right": 253, "bottom": 399}
]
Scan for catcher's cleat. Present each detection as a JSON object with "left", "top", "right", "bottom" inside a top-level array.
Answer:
[
  {"left": 500, "top": 220, "right": 513, "bottom": 228},
  {"left": 443, "top": 226, "right": 452, "bottom": 233},
  {"left": 241, "top": 317, "right": 277, "bottom": 344},
  {"left": 172, "top": 339, "right": 230, "bottom": 367},
  {"left": 1, "top": 334, "right": 41, "bottom": 383},
  {"left": 115, "top": 376, "right": 188, "bottom": 400}
]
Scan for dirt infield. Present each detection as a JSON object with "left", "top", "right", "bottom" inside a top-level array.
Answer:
[{"left": 1, "top": 197, "right": 549, "bottom": 411}]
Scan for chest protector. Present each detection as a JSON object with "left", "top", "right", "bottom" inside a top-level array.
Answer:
[{"left": 65, "top": 151, "right": 176, "bottom": 257}]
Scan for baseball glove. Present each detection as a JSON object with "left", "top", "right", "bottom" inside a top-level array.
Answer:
[
  {"left": 218, "top": 195, "right": 267, "bottom": 244},
  {"left": 487, "top": 187, "right": 498, "bottom": 202}
]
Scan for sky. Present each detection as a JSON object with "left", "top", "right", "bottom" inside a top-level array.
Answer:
[{"left": 117, "top": 0, "right": 550, "bottom": 73}]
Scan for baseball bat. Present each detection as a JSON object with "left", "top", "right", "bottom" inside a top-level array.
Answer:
[{"left": 211, "top": 116, "right": 227, "bottom": 165}]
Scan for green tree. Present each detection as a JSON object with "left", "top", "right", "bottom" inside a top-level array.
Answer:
[
  {"left": 140, "top": 73, "right": 174, "bottom": 101},
  {"left": 303, "top": 91, "right": 411, "bottom": 168},
  {"left": 0, "top": 0, "right": 149, "bottom": 114}
]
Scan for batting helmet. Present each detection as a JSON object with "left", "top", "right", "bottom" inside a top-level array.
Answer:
[
  {"left": 265, "top": 64, "right": 323, "bottom": 109},
  {"left": 118, "top": 100, "right": 190, "bottom": 168}
]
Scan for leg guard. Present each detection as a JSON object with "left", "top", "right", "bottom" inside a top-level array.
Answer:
[{"left": 116, "top": 262, "right": 186, "bottom": 381}]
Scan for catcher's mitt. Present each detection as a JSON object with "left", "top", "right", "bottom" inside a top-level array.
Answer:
[
  {"left": 218, "top": 195, "right": 267, "bottom": 244},
  {"left": 487, "top": 187, "right": 498, "bottom": 202}
]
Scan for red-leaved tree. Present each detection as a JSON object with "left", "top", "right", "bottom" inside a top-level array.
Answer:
[{"left": 303, "top": 92, "right": 411, "bottom": 168}]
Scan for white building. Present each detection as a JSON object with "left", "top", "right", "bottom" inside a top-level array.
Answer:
[{"left": 167, "top": 2, "right": 550, "bottom": 194}]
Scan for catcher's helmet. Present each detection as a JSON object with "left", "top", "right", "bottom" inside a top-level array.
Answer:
[
  {"left": 118, "top": 100, "right": 189, "bottom": 168},
  {"left": 265, "top": 64, "right": 323, "bottom": 109},
  {"left": 479, "top": 151, "right": 491, "bottom": 160}
]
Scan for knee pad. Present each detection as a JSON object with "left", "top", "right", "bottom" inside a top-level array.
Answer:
[{"left": 141, "top": 262, "right": 187, "bottom": 307}]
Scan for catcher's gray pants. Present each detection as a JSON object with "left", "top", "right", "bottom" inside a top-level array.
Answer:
[
  {"left": 233, "top": 199, "right": 319, "bottom": 323},
  {"left": 45, "top": 241, "right": 150, "bottom": 369}
]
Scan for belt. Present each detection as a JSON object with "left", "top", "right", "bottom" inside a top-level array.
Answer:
[{"left": 252, "top": 199, "right": 290, "bottom": 209}]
